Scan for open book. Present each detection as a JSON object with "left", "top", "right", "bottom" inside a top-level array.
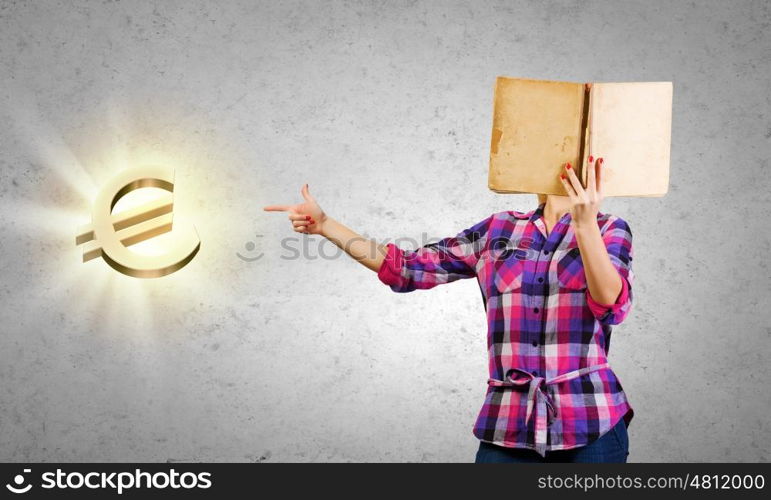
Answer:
[{"left": 488, "top": 77, "right": 673, "bottom": 197}]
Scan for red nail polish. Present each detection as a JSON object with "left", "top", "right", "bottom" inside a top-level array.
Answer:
[
  {"left": 598, "top": 157, "right": 604, "bottom": 164},
  {"left": 560, "top": 174, "right": 565, "bottom": 180},
  {"left": 566, "top": 163, "right": 571, "bottom": 170},
  {"left": 305, "top": 215, "right": 311, "bottom": 220},
  {"left": 310, "top": 220, "right": 315, "bottom": 224},
  {"left": 588, "top": 155, "right": 593, "bottom": 163}
]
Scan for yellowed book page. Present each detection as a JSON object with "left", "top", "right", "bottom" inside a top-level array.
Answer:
[
  {"left": 488, "top": 77, "right": 585, "bottom": 194},
  {"left": 587, "top": 82, "right": 673, "bottom": 197}
]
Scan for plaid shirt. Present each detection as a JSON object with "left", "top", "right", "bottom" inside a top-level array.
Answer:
[{"left": 377, "top": 202, "right": 635, "bottom": 456}]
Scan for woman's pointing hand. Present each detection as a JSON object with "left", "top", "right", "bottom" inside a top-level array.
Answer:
[
  {"left": 265, "top": 184, "right": 385, "bottom": 272},
  {"left": 264, "top": 183, "right": 327, "bottom": 235}
]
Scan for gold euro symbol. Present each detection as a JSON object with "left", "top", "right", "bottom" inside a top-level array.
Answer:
[{"left": 76, "top": 166, "right": 200, "bottom": 278}]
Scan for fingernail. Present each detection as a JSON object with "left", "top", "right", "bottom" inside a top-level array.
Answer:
[
  {"left": 598, "top": 157, "right": 604, "bottom": 164},
  {"left": 305, "top": 215, "right": 311, "bottom": 220},
  {"left": 310, "top": 219, "right": 315, "bottom": 224},
  {"left": 588, "top": 155, "right": 593, "bottom": 163},
  {"left": 566, "top": 163, "right": 571, "bottom": 169},
  {"left": 560, "top": 174, "right": 565, "bottom": 180}
]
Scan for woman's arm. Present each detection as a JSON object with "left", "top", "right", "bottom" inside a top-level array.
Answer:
[
  {"left": 574, "top": 221, "right": 624, "bottom": 305},
  {"left": 263, "top": 184, "right": 386, "bottom": 272},
  {"left": 319, "top": 216, "right": 386, "bottom": 272},
  {"left": 559, "top": 156, "right": 629, "bottom": 306},
  {"left": 265, "top": 184, "right": 490, "bottom": 292}
]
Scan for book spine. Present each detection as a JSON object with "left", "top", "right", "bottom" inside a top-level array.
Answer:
[{"left": 577, "top": 83, "right": 591, "bottom": 185}]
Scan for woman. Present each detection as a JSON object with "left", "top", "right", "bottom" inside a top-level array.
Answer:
[{"left": 264, "top": 155, "right": 634, "bottom": 463}]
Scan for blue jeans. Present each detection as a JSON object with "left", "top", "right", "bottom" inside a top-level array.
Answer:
[{"left": 475, "top": 418, "right": 630, "bottom": 463}]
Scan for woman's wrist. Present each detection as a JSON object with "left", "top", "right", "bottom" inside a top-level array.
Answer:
[
  {"left": 318, "top": 214, "right": 333, "bottom": 238},
  {"left": 573, "top": 218, "right": 601, "bottom": 238}
]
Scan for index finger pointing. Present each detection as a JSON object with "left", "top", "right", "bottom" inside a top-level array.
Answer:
[{"left": 263, "top": 205, "right": 291, "bottom": 212}]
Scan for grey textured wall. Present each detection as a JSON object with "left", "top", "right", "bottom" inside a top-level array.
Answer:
[{"left": 1, "top": 0, "right": 769, "bottom": 463}]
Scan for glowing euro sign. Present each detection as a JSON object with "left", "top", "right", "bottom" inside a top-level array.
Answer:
[{"left": 76, "top": 165, "right": 200, "bottom": 278}]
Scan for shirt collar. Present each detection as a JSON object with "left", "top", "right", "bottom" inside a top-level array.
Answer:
[
  {"left": 535, "top": 202, "right": 574, "bottom": 225},
  {"left": 511, "top": 202, "right": 572, "bottom": 224},
  {"left": 516, "top": 202, "right": 609, "bottom": 224}
]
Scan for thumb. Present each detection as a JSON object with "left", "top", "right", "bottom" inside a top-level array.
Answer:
[{"left": 301, "top": 183, "right": 315, "bottom": 203}]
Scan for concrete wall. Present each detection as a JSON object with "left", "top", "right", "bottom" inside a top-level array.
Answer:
[{"left": 0, "top": 0, "right": 768, "bottom": 462}]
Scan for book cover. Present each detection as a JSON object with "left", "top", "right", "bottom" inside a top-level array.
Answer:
[{"left": 488, "top": 76, "right": 673, "bottom": 197}]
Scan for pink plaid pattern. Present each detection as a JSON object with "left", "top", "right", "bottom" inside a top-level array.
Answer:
[{"left": 377, "top": 202, "right": 635, "bottom": 456}]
